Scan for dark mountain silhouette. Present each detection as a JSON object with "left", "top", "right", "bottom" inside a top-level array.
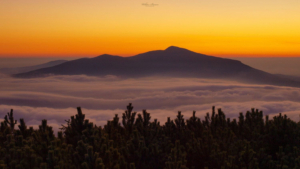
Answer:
[
  {"left": 1, "top": 60, "right": 67, "bottom": 75},
  {"left": 275, "top": 74, "right": 300, "bottom": 83},
  {"left": 14, "top": 46, "right": 300, "bottom": 87}
]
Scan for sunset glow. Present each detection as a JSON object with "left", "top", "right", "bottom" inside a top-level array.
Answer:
[{"left": 1, "top": 0, "right": 300, "bottom": 57}]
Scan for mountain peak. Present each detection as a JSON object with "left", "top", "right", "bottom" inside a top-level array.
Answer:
[
  {"left": 164, "top": 46, "right": 195, "bottom": 54},
  {"left": 165, "top": 46, "right": 186, "bottom": 51},
  {"left": 96, "top": 54, "right": 114, "bottom": 58},
  {"left": 94, "top": 54, "right": 123, "bottom": 60}
]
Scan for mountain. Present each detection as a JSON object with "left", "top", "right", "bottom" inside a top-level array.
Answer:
[
  {"left": 14, "top": 46, "right": 300, "bottom": 87},
  {"left": 1, "top": 60, "right": 67, "bottom": 75},
  {"left": 275, "top": 74, "right": 300, "bottom": 83}
]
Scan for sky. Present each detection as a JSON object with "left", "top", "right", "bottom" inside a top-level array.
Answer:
[{"left": 1, "top": 0, "right": 300, "bottom": 57}]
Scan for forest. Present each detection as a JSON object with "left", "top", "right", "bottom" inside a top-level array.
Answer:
[{"left": 1, "top": 103, "right": 300, "bottom": 169}]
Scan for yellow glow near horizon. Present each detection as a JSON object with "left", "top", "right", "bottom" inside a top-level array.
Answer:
[{"left": 1, "top": 0, "right": 300, "bottom": 57}]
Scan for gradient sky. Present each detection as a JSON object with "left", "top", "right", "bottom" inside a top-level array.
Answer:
[{"left": 1, "top": 0, "right": 300, "bottom": 57}]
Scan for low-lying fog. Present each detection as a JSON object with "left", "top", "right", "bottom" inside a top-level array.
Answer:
[{"left": 1, "top": 74, "right": 300, "bottom": 132}]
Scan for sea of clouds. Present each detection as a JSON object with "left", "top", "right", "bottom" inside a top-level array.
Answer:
[{"left": 1, "top": 74, "right": 300, "bottom": 132}]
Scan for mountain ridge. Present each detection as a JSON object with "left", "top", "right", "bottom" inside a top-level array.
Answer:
[
  {"left": 0, "top": 60, "right": 67, "bottom": 75},
  {"left": 14, "top": 46, "right": 300, "bottom": 88}
]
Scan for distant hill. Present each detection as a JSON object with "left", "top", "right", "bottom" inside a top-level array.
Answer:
[
  {"left": 1, "top": 60, "right": 67, "bottom": 75},
  {"left": 274, "top": 74, "right": 300, "bottom": 83},
  {"left": 14, "top": 46, "right": 300, "bottom": 87}
]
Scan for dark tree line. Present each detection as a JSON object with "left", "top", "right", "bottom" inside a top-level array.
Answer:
[{"left": 1, "top": 103, "right": 300, "bottom": 169}]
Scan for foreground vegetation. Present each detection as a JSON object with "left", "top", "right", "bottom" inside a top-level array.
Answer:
[{"left": 1, "top": 103, "right": 300, "bottom": 169}]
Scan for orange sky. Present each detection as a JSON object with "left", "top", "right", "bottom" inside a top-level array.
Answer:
[{"left": 1, "top": 0, "right": 300, "bottom": 57}]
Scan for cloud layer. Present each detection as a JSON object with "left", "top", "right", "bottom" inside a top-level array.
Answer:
[{"left": 1, "top": 75, "right": 300, "bottom": 132}]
